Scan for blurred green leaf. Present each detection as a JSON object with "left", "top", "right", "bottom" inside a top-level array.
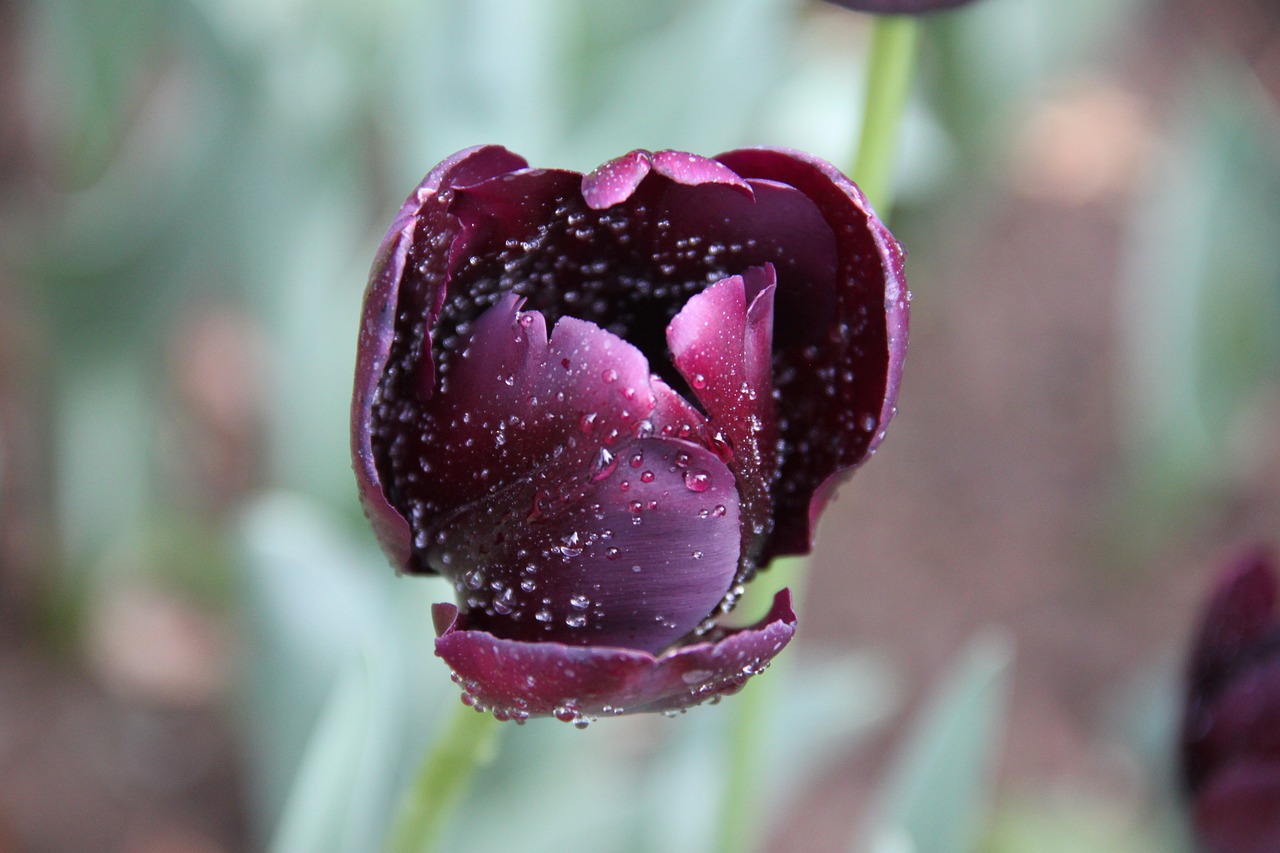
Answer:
[
  {"left": 236, "top": 492, "right": 448, "bottom": 850},
  {"left": 269, "top": 652, "right": 378, "bottom": 853},
  {"left": 859, "top": 629, "right": 1014, "bottom": 853}
]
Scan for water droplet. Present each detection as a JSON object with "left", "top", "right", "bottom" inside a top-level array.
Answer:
[
  {"left": 674, "top": 452, "right": 690, "bottom": 468},
  {"left": 569, "top": 594, "right": 590, "bottom": 610},
  {"left": 629, "top": 451, "right": 644, "bottom": 468},
  {"left": 691, "top": 550, "right": 704, "bottom": 560},
  {"left": 640, "top": 470, "right": 655, "bottom": 483},
  {"left": 520, "top": 578, "right": 537, "bottom": 592},
  {"left": 591, "top": 447, "right": 618, "bottom": 481},
  {"left": 604, "top": 547, "right": 620, "bottom": 560},
  {"left": 535, "top": 609, "right": 552, "bottom": 622},
  {"left": 566, "top": 613, "right": 588, "bottom": 628},
  {"left": 712, "top": 504, "right": 727, "bottom": 517},
  {"left": 683, "top": 470, "right": 711, "bottom": 492},
  {"left": 860, "top": 413, "right": 877, "bottom": 432},
  {"left": 601, "top": 368, "right": 618, "bottom": 383},
  {"left": 691, "top": 373, "right": 707, "bottom": 389}
]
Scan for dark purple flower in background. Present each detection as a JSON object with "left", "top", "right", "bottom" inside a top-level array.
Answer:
[
  {"left": 352, "top": 145, "right": 907, "bottom": 721},
  {"left": 821, "top": 0, "right": 980, "bottom": 14},
  {"left": 1182, "top": 547, "right": 1280, "bottom": 853}
]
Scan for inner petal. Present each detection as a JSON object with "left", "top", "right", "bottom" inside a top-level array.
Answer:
[
  {"left": 382, "top": 292, "right": 660, "bottom": 571},
  {"left": 430, "top": 435, "right": 742, "bottom": 654},
  {"left": 667, "top": 266, "right": 780, "bottom": 569}
]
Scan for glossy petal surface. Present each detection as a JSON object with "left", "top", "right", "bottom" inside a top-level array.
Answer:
[
  {"left": 434, "top": 589, "right": 797, "bottom": 719},
  {"left": 352, "top": 145, "right": 906, "bottom": 719},
  {"left": 715, "top": 148, "right": 909, "bottom": 562},
  {"left": 668, "top": 267, "right": 778, "bottom": 567}
]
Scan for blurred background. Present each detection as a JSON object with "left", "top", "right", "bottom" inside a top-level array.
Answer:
[{"left": 1, "top": 0, "right": 1279, "bottom": 850}]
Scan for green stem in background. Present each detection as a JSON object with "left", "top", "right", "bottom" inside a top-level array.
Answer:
[
  {"left": 714, "top": 558, "right": 811, "bottom": 853},
  {"left": 852, "top": 14, "right": 921, "bottom": 217},
  {"left": 386, "top": 702, "right": 502, "bottom": 853}
]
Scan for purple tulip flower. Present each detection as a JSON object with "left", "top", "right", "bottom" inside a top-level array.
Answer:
[
  {"left": 1182, "top": 547, "right": 1280, "bottom": 853},
  {"left": 821, "top": 0, "right": 979, "bottom": 14},
  {"left": 352, "top": 146, "right": 908, "bottom": 721}
]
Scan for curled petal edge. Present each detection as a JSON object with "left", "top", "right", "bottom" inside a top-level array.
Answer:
[
  {"left": 433, "top": 589, "right": 797, "bottom": 721},
  {"left": 352, "top": 145, "right": 528, "bottom": 570}
]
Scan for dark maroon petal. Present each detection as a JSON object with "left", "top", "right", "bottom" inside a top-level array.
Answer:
[
  {"left": 387, "top": 293, "right": 664, "bottom": 572},
  {"left": 821, "top": 0, "right": 979, "bottom": 12},
  {"left": 1188, "top": 656, "right": 1280, "bottom": 792},
  {"left": 353, "top": 145, "right": 529, "bottom": 570},
  {"left": 433, "top": 588, "right": 797, "bottom": 720},
  {"left": 649, "top": 150, "right": 754, "bottom": 196},
  {"left": 1190, "top": 548, "right": 1279, "bottom": 694},
  {"left": 667, "top": 266, "right": 779, "bottom": 569},
  {"left": 715, "top": 147, "right": 908, "bottom": 562},
  {"left": 431, "top": 433, "right": 741, "bottom": 653},
  {"left": 1195, "top": 762, "right": 1280, "bottom": 853},
  {"left": 1182, "top": 548, "right": 1280, "bottom": 794},
  {"left": 581, "top": 150, "right": 653, "bottom": 211},
  {"left": 582, "top": 149, "right": 753, "bottom": 211}
]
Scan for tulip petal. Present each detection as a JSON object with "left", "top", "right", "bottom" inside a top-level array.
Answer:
[
  {"left": 382, "top": 292, "right": 664, "bottom": 573},
  {"left": 430, "top": 433, "right": 741, "bottom": 653},
  {"left": 667, "top": 266, "right": 779, "bottom": 570},
  {"left": 354, "top": 145, "right": 530, "bottom": 569},
  {"left": 1195, "top": 761, "right": 1280, "bottom": 853},
  {"left": 433, "top": 588, "right": 797, "bottom": 720},
  {"left": 716, "top": 147, "right": 909, "bottom": 561},
  {"left": 581, "top": 150, "right": 653, "bottom": 210},
  {"left": 1188, "top": 656, "right": 1280, "bottom": 791},
  {"left": 1190, "top": 548, "right": 1279, "bottom": 696}
]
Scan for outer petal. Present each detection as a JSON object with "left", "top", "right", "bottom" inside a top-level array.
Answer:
[
  {"left": 1195, "top": 762, "right": 1280, "bottom": 853},
  {"left": 1188, "top": 657, "right": 1280, "bottom": 792},
  {"left": 667, "top": 267, "right": 779, "bottom": 570},
  {"left": 715, "top": 147, "right": 909, "bottom": 562},
  {"left": 430, "top": 434, "right": 742, "bottom": 653},
  {"left": 353, "top": 145, "right": 528, "bottom": 570},
  {"left": 433, "top": 589, "right": 797, "bottom": 720},
  {"left": 1183, "top": 548, "right": 1280, "bottom": 790},
  {"left": 1189, "top": 548, "right": 1278, "bottom": 696}
]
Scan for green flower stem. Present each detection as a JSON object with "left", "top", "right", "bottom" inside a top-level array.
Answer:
[
  {"left": 852, "top": 14, "right": 921, "bottom": 216},
  {"left": 386, "top": 701, "right": 502, "bottom": 853},
  {"left": 714, "top": 558, "right": 810, "bottom": 853}
]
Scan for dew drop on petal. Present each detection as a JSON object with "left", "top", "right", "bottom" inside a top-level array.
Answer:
[
  {"left": 683, "top": 469, "right": 711, "bottom": 492},
  {"left": 591, "top": 447, "right": 618, "bottom": 481}
]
